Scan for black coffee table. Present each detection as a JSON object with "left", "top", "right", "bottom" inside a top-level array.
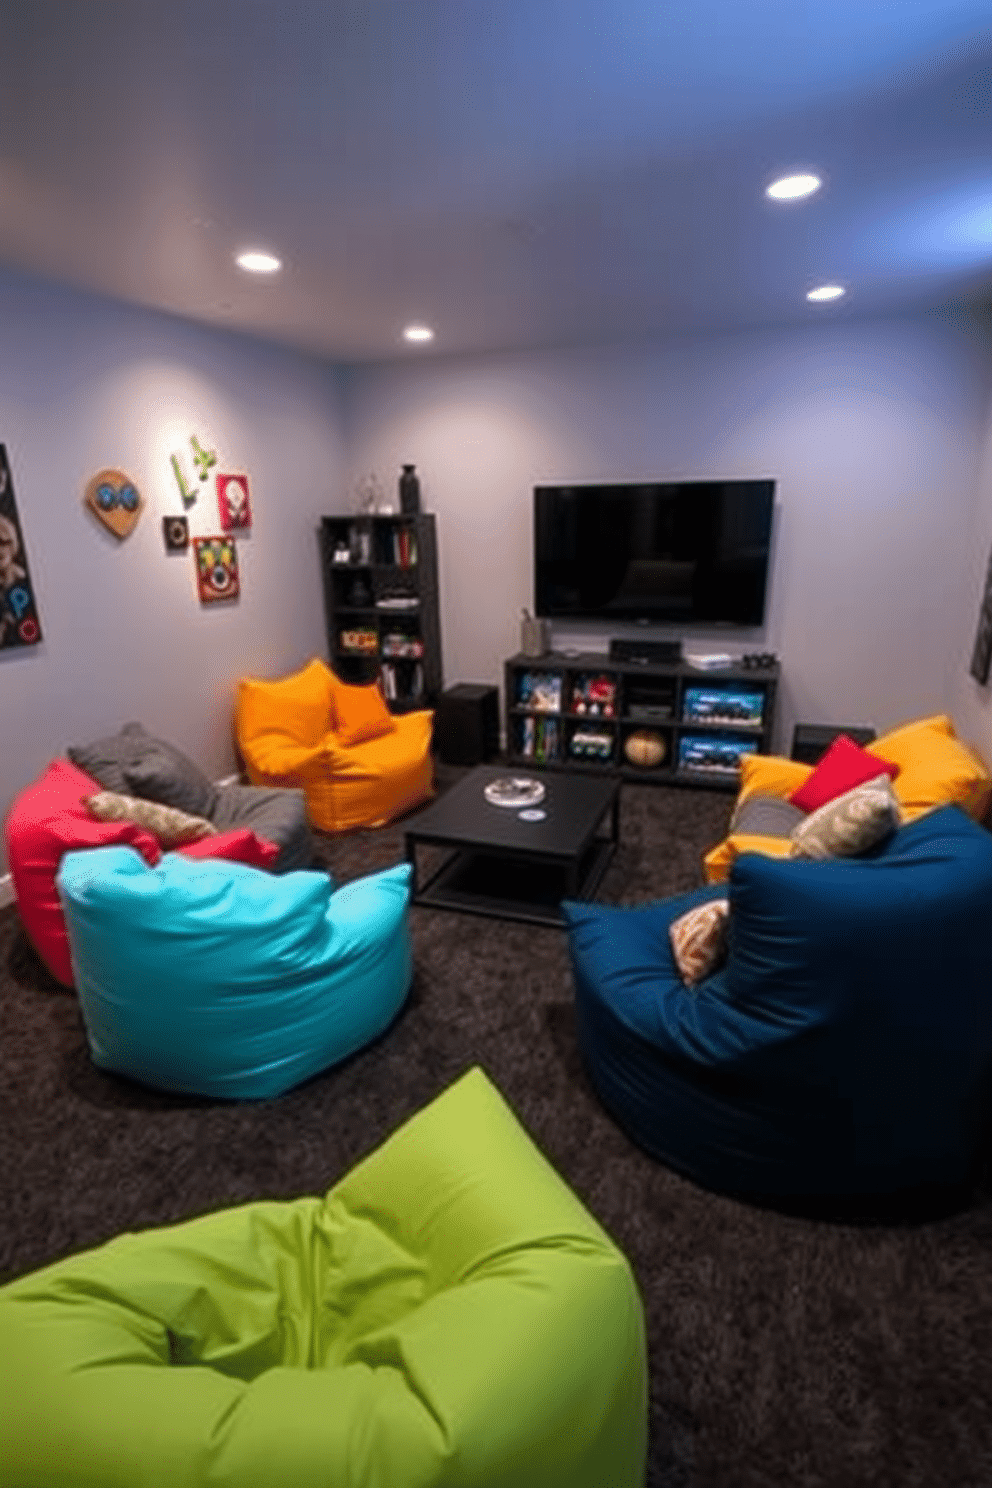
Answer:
[{"left": 404, "top": 764, "right": 619, "bottom": 927}]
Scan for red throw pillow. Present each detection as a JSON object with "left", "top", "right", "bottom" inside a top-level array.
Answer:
[
  {"left": 178, "top": 829, "right": 280, "bottom": 871},
  {"left": 789, "top": 734, "right": 899, "bottom": 813}
]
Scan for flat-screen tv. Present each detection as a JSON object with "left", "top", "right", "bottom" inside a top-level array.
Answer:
[{"left": 534, "top": 479, "right": 775, "bottom": 627}]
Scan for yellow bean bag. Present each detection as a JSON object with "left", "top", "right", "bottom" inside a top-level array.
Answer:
[
  {"left": 235, "top": 657, "right": 434, "bottom": 833},
  {"left": 703, "top": 714, "right": 992, "bottom": 883}
]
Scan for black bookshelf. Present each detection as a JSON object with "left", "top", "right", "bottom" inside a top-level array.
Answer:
[
  {"left": 504, "top": 650, "right": 779, "bottom": 790},
  {"left": 320, "top": 514, "right": 442, "bottom": 712}
]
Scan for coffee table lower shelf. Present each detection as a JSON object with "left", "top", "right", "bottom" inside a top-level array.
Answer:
[{"left": 410, "top": 837, "right": 616, "bottom": 927}]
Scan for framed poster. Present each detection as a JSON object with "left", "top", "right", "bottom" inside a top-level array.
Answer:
[
  {"left": 193, "top": 536, "right": 240, "bottom": 603},
  {"left": 162, "top": 514, "right": 189, "bottom": 552},
  {"left": 971, "top": 540, "right": 992, "bottom": 685},
  {"left": 216, "top": 472, "right": 252, "bottom": 531},
  {"left": 0, "top": 444, "right": 42, "bottom": 648}
]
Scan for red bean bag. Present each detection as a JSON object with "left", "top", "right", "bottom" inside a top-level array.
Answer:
[{"left": 4, "top": 758, "right": 279, "bottom": 987}]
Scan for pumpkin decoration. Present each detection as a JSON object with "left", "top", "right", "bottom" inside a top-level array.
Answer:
[{"left": 624, "top": 729, "right": 667, "bottom": 768}]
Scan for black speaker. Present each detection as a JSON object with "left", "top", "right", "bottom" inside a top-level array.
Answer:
[
  {"left": 609, "top": 638, "right": 683, "bottom": 665},
  {"left": 434, "top": 684, "right": 500, "bottom": 766},
  {"left": 790, "top": 723, "right": 877, "bottom": 765}
]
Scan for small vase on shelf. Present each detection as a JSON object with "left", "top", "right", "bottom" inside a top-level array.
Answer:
[{"left": 399, "top": 464, "right": 421, "bottom": 515}]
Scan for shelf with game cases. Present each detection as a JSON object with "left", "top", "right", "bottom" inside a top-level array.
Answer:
[
  {"left": 503, "top": 650, "right": 779, "bottom": 789},
  {"left": 320, "top": 513, "right": 442, "bottom": 713}
]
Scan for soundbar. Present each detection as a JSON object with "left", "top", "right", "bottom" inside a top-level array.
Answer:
[{"left": 609, "top": 638, "right": 683, "bottom": 665}]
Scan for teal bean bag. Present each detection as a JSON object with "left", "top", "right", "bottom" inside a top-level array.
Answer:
[
  {"left": 0, "top": 1067, "right": 647, "bottom": 1488},
  {"left": 56, "top": 846, "right": 413, "bottom": 1099}
]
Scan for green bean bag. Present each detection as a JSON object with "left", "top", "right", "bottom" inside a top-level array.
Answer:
[{"left": 0, "top": 1067, "right": 647, "bottom": 1488}]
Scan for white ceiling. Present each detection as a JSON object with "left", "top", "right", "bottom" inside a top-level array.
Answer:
[{"left": 3, "top": 1, "right": 992, "bottom": 362}]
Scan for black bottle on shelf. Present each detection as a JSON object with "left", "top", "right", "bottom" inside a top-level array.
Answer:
[{"left": 399, "top": 464, "right": 421, "bottom": 515}]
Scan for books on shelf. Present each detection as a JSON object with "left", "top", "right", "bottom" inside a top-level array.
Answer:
[
  {"left": 519, "top": 715, "right": 559, "bottom": 761},
  {"left": 380, "top": 660, "right": 424, "bottom": 702},
  {"left": 390, "top": 527, "right": 418, "bottom": 567}
]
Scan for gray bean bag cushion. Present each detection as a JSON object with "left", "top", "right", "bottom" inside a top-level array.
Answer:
[
  {"left": 210, "top": 780, "right": 313, "bottom": 871},
  {"left": 68, "top": 722, "right": 313, "bottom": 872}
]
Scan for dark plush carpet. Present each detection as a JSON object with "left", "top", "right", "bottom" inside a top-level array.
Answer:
[{"left": 4, "top": 774, "right": 992, "bottom": 1488}]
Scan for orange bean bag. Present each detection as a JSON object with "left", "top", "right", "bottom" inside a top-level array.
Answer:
[{"left": 235, "top": 658, "right": 435, "bottom": 833}]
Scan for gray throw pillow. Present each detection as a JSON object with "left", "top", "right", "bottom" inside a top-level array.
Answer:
[
  {"left": 729, "top": 793, "right": 807, "bottom": 838},
  {"left": 68, "top": 721, "right": 217, "bottom": 817}
]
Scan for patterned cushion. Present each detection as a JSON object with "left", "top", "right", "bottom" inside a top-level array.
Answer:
[
  {"left": 84, "top": 791, "right": 217, "bottom": 848},
  {"left": 789, "top": 774, "right": 901, "bottom": 860},
  {"left": 668, "top": 898, "right": 730, "bottom": 985}
]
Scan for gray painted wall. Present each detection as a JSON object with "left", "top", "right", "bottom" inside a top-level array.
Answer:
[
  {"left": 0, "top": 270, "right": 345, "bottom": 873},
  {"left": 343, "top": 311, "right": 992, "bottom": 758},
  {"left": 3, "top": 270, "right": 991, "bottom": 881}
]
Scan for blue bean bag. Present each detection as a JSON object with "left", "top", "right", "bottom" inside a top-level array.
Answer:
[
  {"left": 57, "top": 847, "right": 413, "bottom": 1099},
  {"left": 564, "top": 805, "right": 992, "bottom": 1203}
]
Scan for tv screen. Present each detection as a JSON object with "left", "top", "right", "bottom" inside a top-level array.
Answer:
[{"left": 534, "top": 480, "right": 775, "bottom": 626}]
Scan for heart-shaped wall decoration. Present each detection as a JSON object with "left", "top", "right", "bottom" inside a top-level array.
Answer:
[{"left": 84, "top": 469, "right": 143, "bottom": 540}]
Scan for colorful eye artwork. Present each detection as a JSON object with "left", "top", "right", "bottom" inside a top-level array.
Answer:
[
  {"left": 84, "top": 468, "right": 144, "bottom": 540},
  {"left": 193, "top": 536, "right": 240, "bottom": 604},
  {"left": 0, "top": 443, "right": 43, "bottom": 649},
  {"left": 216, "top": 472, "right": 252, "bottom": 531}
]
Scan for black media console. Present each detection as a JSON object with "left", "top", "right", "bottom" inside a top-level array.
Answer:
[{"left": 503, "top": 650, "right": 779, "bottom": 791}]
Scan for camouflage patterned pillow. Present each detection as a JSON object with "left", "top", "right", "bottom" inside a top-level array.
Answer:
[
  {"left": 84, "top": 791, "right": 217, "bottom": 849},
  {"left": 668, "top": 898, "right": 730, "bottom": 986}
]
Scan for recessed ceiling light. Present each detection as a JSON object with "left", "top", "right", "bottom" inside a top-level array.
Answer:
[
  {"left": 235, "top": 250, "right": 282, "bottom": 274},
  {"left": 403, "top": 324, "right": 434, "bottom": 343},
  {"left": 766, "top": 173, "right": 822, "bottom": 201},
  {"left": 806, "top": 284, "right": 846, "bottom": 302}
]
